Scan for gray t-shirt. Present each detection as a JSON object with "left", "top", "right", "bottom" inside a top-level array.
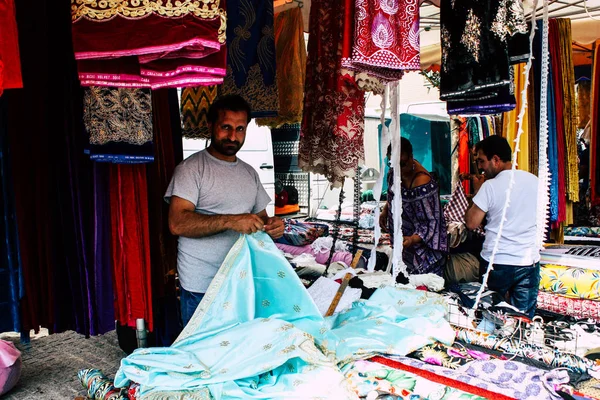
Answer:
[{"left": 164, "top": 149, "right": 271, "bottom": 292}]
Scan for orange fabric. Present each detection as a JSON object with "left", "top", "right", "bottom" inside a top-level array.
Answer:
[{"left": 275, "top": 204, "right": 300, "bottom": 216}]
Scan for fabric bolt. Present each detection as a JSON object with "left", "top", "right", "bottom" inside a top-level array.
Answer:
[
  {"left": 110, "top": 165, "right": 154, "bottom": 332},
  {"left": 71, "top": 1, "right": 227, "bottom": 88},
  {"left": 300, "top": 0, "right": 366, "bottom": 188},
  {"left": 344, "top": 359, "right": 487, "bottom": 399},
  {"left": 341, "top": 0, "right": 420, "bottom": 80},
  {"left": 78, "top": 369, "right": 128, "bottom": 400},
  {"left": 181, "top": 86, "right": 218, "bottom": 140},
  {"left": 0, "top": 97, "right": 23, "bottom": 334},
  {"left": 146, "top": 88, "right": 184, "bottom": 346},
  {"left": 564, "top": 227, "right": 600, "bottom": 238},
  {"left": 0, "top": 0, "right": 22, "bottom": 93},
  {"left": 219, "top": 0, "right": 279, "bottom": 118},
  {"left": 536, "top": 290, "right": 600, "bottom": 322},
  {"left": 114, "top": 232, "right": 455, "bottom": 399},
  {"left": 539, "top": 264, "right": 600, "bottom": 300},
  {"left": 255, "top": 8, "right": 306, "bottom": 127},
  {"left": 591, "top": 41, "right": 600, "bottom": 206}
]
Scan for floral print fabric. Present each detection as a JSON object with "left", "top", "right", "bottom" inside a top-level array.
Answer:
[{"left": 539, "top": 264, "right": 600, "bottom": 300}]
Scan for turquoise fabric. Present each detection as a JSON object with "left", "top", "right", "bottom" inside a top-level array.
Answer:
[{"left": 114, "top": 232, "right": 454, "bottom": 399}]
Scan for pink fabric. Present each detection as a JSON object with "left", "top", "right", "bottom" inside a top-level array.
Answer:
[
  {"left": 537, "top": 291, "right": 600, "bottom": 321},
  {"left": 275, "top": 243, "right": 355, "bottom": 265},
  {"left": 0, "top": 340, "right": 21, "bottom": 396}
]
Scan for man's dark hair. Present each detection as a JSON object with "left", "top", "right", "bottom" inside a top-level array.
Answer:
[
  {"left": 400, "top": 137, "right": 413, "bottom": 157},
  {"left": 207, "top": 95, "right": 252, "bottom": 124},
  {"left": 474, "top": 135, "right": 512, "bottom": 162}
]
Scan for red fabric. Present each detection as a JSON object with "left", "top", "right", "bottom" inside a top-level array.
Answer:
[
  {"left": 0, "top": 0, "right": 23, "bottom": 91},
  {"left": 537, "top": 291, "right": 600, "bottom": 322},
  {"left": 549, "top": 20, "right": 567, "bottom": 225},
  {"left": 342, "top": 0, "right": 419, "bottom": 79},
  {"left": 71, "top": 5, "right": 226, "bottom": 88},
  {"left": 300, "top": 0, "right": 366, "bottom": 188},
  {"left": 458, "top": 118, "right": 470, "bottom": 193},
  {"left": 110, "top": 165, "right": 154, "bottom": 331},
  {"left": 371, "top": 356, "right": 516, "bottom": 400}
]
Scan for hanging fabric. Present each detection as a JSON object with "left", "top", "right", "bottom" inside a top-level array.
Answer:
[
  {"left": 0, "top": 0, "right": 22, "bottom": 96},
  {"left": 83, "top": 87, "right": 155, "bottom": 163},
  {"left": 341, "top": 0, "right": 420, "bottom": 80},
  {"left": 528, "top": 68, "right": 539, "bottom": 175},
  {"left": 110, "top": 165, "right": 154, "bottom": 332},
  {"left": 0, "top": 97, "right": 23, "bottom": 334},
  {"left": 502, "top": 64, "right": 530, "bottom": 172},
  {"left": 181, "top": 85, "right": 218, "bottom": 140},
  {"left": 71, "top": 1, "right": 226, "bottom": 88},
  {"left": 256, "top": 7, "right": 306, "bottom": 128},
  {"left": 299, "top": 0, "right": 366, "bottom": 188},
  {"left": 591, "top": 41, "right": 600, "bottom": 206},
  {"left": 219, "top": 0, "right": 279, "bottom": 118}
]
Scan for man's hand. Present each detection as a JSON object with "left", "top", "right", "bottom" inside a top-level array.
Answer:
[
  {"left": 226, "top": 214, "right": 265, "bottom": 234},
  {"left": 472, "top": 174, "right": 485, "bottom": 194},
  {"left": 264, "top": 216, "right": 284, "bottom": 239},
  {"left": 403, "top": 235, "right": 421, "bottom": 248}
]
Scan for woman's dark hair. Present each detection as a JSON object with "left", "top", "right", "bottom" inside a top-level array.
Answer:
[
  {"left": 386, "top": 138, "right": 413, "bottom": 158},
  {"left": 474, "top": 135, "right": 512, "bottom": 162},
  {"left": 207, "top": 95, "right": 252, "bottom": 124}
]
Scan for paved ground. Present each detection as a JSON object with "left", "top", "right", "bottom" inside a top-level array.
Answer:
[{"left": 0, "top": 330, "right": 125, "bottom": 400}]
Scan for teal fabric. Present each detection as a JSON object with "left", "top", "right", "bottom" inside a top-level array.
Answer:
[{"left": 114, "top": 232, "right": 454, "bottom": 399}]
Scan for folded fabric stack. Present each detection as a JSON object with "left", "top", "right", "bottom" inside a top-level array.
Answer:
[
  {"left": 565, "top": 226, "right": 600, "bottom": 239},
  {"left": 537, "top": 246, "right": 600, "bottom": 321}
]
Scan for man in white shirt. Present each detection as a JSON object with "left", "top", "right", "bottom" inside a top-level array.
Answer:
[{"left": 465, "top": 136, "right": 540, "bottom": 318}]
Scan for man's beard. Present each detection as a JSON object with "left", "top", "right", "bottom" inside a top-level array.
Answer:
[{"left": 212, "top": 138, "right": 243, "bottom": 156}]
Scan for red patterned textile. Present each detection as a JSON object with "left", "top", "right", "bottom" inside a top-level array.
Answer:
[
  {"left": 300, "top": 0, "right": 366, "bottom": 188},
  {"left": 342, "top": 0, "right": 419, "bottom": 80},
  {"left": 71, "top": 1, "right": 226, "bottom": 88},
  {"left": 110, "top": 165, "right": 154, "bottom": 331},
  {"left": 0, "top": 0, "right": 23, "bottom": 94},
  {"left": 537, "top": 290, "right": 600, "bottom": 322}
]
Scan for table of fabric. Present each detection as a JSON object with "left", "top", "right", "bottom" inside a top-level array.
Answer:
[
  {"left": 83, "top": 87, "right": 154, "bottom": 163},
  {"left": 539, "top": 264, "right": 600, "bottom": 300},
  {"left": 341, "top": 0, "right": 420, "bottom": 81},
  {"left": 0, "top": 0, "right": 22, "bottom": 96},
  {"left": 113, "top": 232, "right": 455, "bottom": 399},
  {"left": 218, "top": 0, "right": 279, "bottom": 118},
  {"left": 180, "top": 85, "right": 218, "bottom": 140},
  {"left": 537, "top": 290, "right": 600, "bottom": 322},
  {"left": 255, "top": 7, "right": 306, "bottom": 128},
  {"left": 70, "top": 0, "right": 226, "bottom": 88},
  {"left": 300, "top": 0, "right": 366, "bottom": 188}
]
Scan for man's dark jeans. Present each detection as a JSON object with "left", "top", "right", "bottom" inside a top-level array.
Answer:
[
  {"left": 180, "top": 287, "right": 205, "bottom": 327},
  {"left": 479, "top": 260, "right": 540, "bottom": 318}
]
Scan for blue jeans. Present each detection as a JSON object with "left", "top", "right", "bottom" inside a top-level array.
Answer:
[
  {"left": 180, "top": 287, "right": 204, "bottom": 327},
  {"left": 479, "top": 260, "right": 540, "bottom": 318}
]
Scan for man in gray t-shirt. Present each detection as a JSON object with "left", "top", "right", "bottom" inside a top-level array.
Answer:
[{"left": 164, "top": 95, "right": 284, "bottom": 326}]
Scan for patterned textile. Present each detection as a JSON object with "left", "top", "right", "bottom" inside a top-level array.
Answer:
[
  {"left": 345, "top": 359, "right": 487, "bottom": 399},
  {"left": 440, "top": 0, "right": 526, "bottom": 114},
  {"left": 71, "top": 0, "right": 226, "bottom": 88},
  {"left": 455, "top": 327, "right": 594, "bottom": 374},
  {"left": 341, "top": 0, "right": 420, "bottom": 81},
  {"left": 275, "top": 219, "right": 329, "bottom": 247},
  {"left": 458, "top": 359, "right": 570, "bottom": 400},
  {"left": 387, "top": 172, "right": 449, "bottom": 276},
  {"left": 408, "top": 342, "right": 491, "bottom": 370},
  {"left": 444, "top": 182, "right": 485, "bottom": 236},
  {"left": 300, "top": 0, "right": 366, "bottom": 188},
  {"left": 219, "top": 0, "right": 279, "bottom": 118},
  {"left": 180, "top": 86, "right": 217, "bottom": 139},
  {"left": 564, "top": 227, "right": 600, "bottom": 238},
  {"left": 255, "top": 8, "right": 306, "bottom": 127},
  {"left": 539, "top": 264, "right": 600, "bottom": 300},
  {"left": 113, "top": 232, "right": 455, "bottom": 398},
  {"left": 83, "top": 87, "right": 154, "bottom": 163},
  {"left": 0, "top": 0, "right": 22, "bottom": 94},
  {"left": 537, "top": 290, "right": 600, "bottom": 322},
  {"left": 78, "top": 369, "right": 128, "bottom": 400}
]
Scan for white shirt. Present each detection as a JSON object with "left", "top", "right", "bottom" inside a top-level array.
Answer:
[{"left": 473, "top": 169, "right": 540, "bottom": 266}]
